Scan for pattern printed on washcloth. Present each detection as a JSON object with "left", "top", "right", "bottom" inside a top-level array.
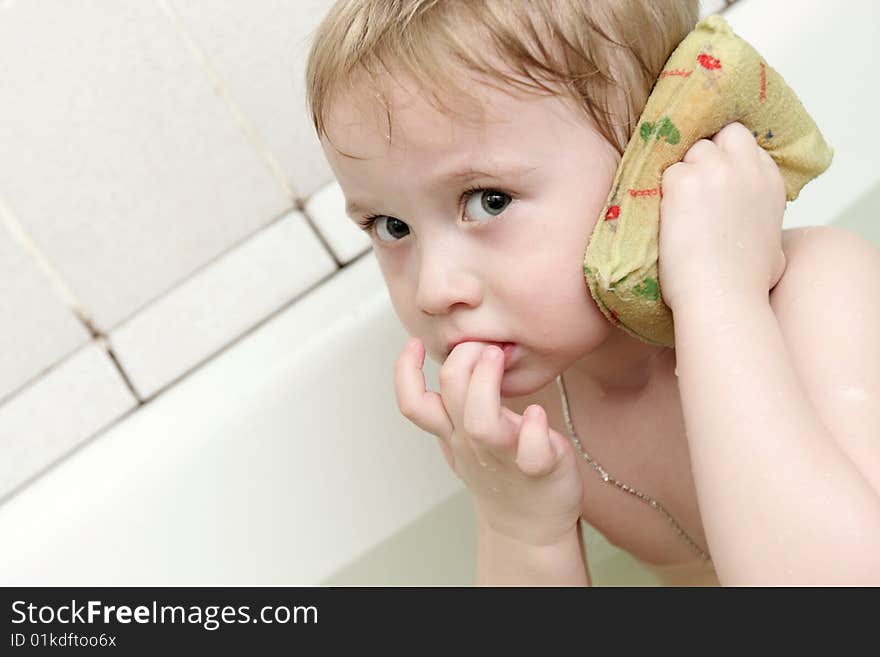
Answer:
[{"left": 581, "top": 14, "right": 833, "bottom": 346}]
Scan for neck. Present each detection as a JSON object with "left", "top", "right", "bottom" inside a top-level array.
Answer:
[{"left": 567, "top": 326, "right": 673, "bottom": 403}]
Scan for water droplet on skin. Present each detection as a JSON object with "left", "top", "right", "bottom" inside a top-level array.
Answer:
[
  {"left": 479, "top": 458, "right": 498, "bottom": 472},
  {"left": 491, "top": 486, "right": 500, "bottom": 494},
  {"left": 736, "top": 241, "right": 745, "bottom": 249},
  {"left": 833, "top": 386, "right": 870, "bottom": 402}
]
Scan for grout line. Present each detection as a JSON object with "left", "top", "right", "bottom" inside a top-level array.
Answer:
[
  {"left": 156, "top": 0, "right": 299, "bottom": 205},
  {"left": 0, "top": 246, "right": 375, "bottom": 510},
  {"left": 0, "top": 197, "right": 92, "bottom": 332},
  {"left": 296, "top": 195, "right": 345, "bottom": 269},
  {"left": 0, "top": 196, "right": 143, "bottom": 405},
  {"left": 96, "top": 204, "right": 329, "bottom": 334},
  {"left": 1, "top": 0, "right": 744, "bottom": 500},
  {"left": 0, "top": 335, "right": 143, "bottom": 409},
  {"left": 0, "top": 244, "right": 371, "bottom": 507},
  {"left": 103, "top": 208, "right": 296, "bottom": 332},
  {"left": 0, "top": 199, "right": 344, "bottom": 409},
  {"left": 118, "top": 0, "right": 742, "bottom": 408},
  {"left": 150, "top": 2, "right": 345, "bottom": 282},
  {"left": 97, "top": 336, "right": 145, "bottom": 404},
  {"left": 0, "top": 398, "right": 145, "bottom": 508},
  {"left": 0, "top": 225, "right": 372, "bottom": 508},
  {"left": 134, "top": 246, "right": 370, "bottom": 405}
]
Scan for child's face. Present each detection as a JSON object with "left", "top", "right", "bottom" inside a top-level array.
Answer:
[{"left": 321, "top": 73, "right": 654, "bottom": 399}]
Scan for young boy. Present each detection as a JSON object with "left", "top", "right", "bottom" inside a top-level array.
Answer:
[{"left": 305, "top": 0, "right": 880, "bottom": 586}]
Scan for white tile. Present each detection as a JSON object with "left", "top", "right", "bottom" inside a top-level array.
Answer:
[
  {"left": 0, "top": 255, "right": 461, "bottom": 585},
  {"left": 723, "top": 0, "right": 880, "bottom": 229},
  {"left": 169, "top": 0, "right": 339, "bottom": 200},
  {"left": 699, "top": 0, "right": 728, "bottom": 18},
  {"left": 0, "top": 217, "right": 91, "bottom": 403},
  {"left": 0, "top": 1, "right": 292, "bottom": 332},
  {"left": 109, "top": 211, "right": 336, "bottom": 400},
  {"left": 0, "top": 340, "right": 137, "bottom": 501},
  {"left": 305, "top": 180, "right": 372, "bottom": 264}
]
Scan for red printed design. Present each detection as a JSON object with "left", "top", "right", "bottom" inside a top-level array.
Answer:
[
  {"left": 660, "top": 69, "right": 692, "bottom": 78},
  {"left": 628, "top": 188, "right": 660, "bottom": 198},
  {"left": 605, "top": 205, "right": 621, "bottom": 220},
  {"left": 759, "top": 62, "right": 767, "bottom": 102},
  {"left": 697, "top": 53, "right": 721, "bottom": 70}
]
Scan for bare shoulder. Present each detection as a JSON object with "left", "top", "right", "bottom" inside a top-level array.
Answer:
[
  {"left": 772, "top": 224, "right": 880, "bottom": 495},
  {"left": 776, "top": 225, "right": 880, "bottom": 304},
  {"left": 779, "top": 224, "right": 879, "bottom": 261},
  {"left": 775, "top": 225, "right": 880, "bottom": 308}
]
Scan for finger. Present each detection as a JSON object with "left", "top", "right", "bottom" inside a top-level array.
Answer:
[
  {"left": 770, "top": 250, "right": 787, "bottom": 290},
  {"left": 711, "top": 121, "right": 755, "bottom": 158},
  {"left": 435, "top": 435, "right": 456, "bottom": 471},
  {"left": 394, "top": 337, "right": 453, "bottom": 439},
  {"left": 515, "top": 405, "right": 557, "bottom": 477},
  {"left": 468, "top": 437, "right": 501, "bottom": 471},
  {"left": 681, "top": 137, "right": 715, "bottom": 164},
  {"left": 438, "top": 341, "right": 486, "bottom": 428},
  {"left": 755, "top": 142, "right": 781, "bottom": 172},
  {"left": 462, "top": 346, "right": 519, "bottom": 460}
]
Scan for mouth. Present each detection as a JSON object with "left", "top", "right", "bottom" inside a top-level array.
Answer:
[{"left": 445, "top": 340, "right": 518, "bottom": 368}]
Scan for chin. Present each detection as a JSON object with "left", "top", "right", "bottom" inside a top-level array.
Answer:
[{"left": 499, "top": 368, "right": 552, "bottom": 400}]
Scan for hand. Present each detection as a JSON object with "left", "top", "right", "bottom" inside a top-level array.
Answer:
[
  {"left": 393, "top": 338, "right": 584, "bottom": 547},
  {"left": 658, "top": 121, "right": 788, "bottom": 312}
]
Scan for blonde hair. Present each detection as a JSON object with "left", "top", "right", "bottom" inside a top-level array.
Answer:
[{"left": 305, "top": 0, "right": 699, "bottom": 158}]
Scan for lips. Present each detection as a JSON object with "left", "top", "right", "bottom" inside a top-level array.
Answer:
[
  {"left": 446, "top": 338, "right": 506, "bottom": 355},
  {"left": 445, "top": 339, "right": 517, "bottom": 366}
]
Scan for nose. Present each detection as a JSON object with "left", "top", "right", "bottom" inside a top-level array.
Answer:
[{"left": 414, "top": 243, "right": 481, "bottom": 315}]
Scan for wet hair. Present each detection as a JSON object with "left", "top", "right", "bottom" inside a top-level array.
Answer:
[{"left": 305, "top": 0, "right": 699, "bottom": 158}]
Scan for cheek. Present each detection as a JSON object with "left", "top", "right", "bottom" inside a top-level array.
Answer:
[
  {"left": 387, "top": 284, "right": 418, "bottom": 331},
  {"left": 383, "top": 272, "right": 444, "bottom": 358},
  {"left": 515, "top": 252, "right": 611, "bottom": 345},
  {"left": 376, "top": 257, "right": 415, "bottom": 324}
]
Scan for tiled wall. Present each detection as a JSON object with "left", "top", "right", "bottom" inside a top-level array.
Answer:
[
  {"left": 0, "top": 0, "right": 373, "bottom": 502},
  {"left": 0, "top": 1, "right": 737, "bottom": 502}
]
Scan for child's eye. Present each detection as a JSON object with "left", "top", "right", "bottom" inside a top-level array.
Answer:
[
  {"left": 357, "top": 214, "right": 410, "bottom": 243},
  {"left": 464, "top": 187, "right": 512, "bottom": 223},
  {"left": 356, "top": 187, "right": 513, "bottom": 244}
]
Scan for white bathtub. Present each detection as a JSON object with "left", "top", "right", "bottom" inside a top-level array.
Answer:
[{"left": 0, "top": 0, "right": 877, "bottom": 586}]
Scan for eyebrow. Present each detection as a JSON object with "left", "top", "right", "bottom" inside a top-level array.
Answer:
[{"left": 344, "top": 162, "right": 539, "bottom": 218}]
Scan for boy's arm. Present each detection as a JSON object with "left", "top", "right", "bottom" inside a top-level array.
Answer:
[
  {"left": 476, "top": 519, "right": 591, "bottom": 586},
  {"left": 673, "top": 279, "right": 880, "bottom": 586}
]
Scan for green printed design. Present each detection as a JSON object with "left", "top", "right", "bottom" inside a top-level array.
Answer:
[
  {"left": 632, "top": 277, "right": 659, "bottom": 301},
  {"left": 639, "top": 116, "right": 681, "bottom": 145}
]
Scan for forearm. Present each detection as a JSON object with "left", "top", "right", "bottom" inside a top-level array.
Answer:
[
  {"left": 476, "top": 520, "right": 591, "bottom": 586},
  {"left": 673, "top": 293, "right": 880, "bottom": 585}
]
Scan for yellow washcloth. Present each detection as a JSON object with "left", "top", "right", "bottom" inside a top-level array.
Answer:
[{"left": 583, "top": 14, "right": 833, "bottom": 347}]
